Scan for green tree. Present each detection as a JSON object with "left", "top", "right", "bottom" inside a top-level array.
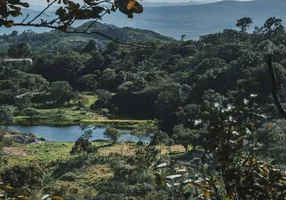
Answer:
[
  {"left": 81, "top": 39, "right": 97, "bottom": 54},
  {"left": 150, "top": 130, "right": 170, "bottom": 157},
  {"left": 154, "top": 83, "right": 188, "bottom": 133},
  {"left": 131, "top": 122, "right": 155, "bottom": 143},
  {"left": 0, "top": 106, "right": 13, "bottom": 128},
  {"left": 94, "top": 89, "right": 113, "bottom": 108},
  {"left": 21, "top": 107, "right": 39, "bottom": 124},
  {"left": 100, "top": 68, "right": 117, "bottom": 91},
  {"left": 180, "top": 34, "right": 186, "bottom": 41},
  {"left": 104, "top": 127, "right": 119, "bottom": 144},
  {"left": 70, "top": 125, "right": 95, "bottom": 159},
  {"left": 79, "top": 74, "right": 99, "bottom": 91},
  {"left": 263, "top": 17, "right": 285, "bottom": 36},
  {"left": 33, "top": 53, "right": 87, "bottom": 86},
  {"left": 173, "top": 124, "right": 198, "bottom": 151},
  {"left": 236, "top": 17, "right": 253, "bottom": 32},
  {"left": 1, "top": 163, "right": 45, "bottom": 189},
  {"left": 50, "top": 81, "right": 75, "bottom": 104},
  {"left": 7, "top": 42, "right": 31, "bottom": 58},
  {"left": 0, "top": 133, "right": 7, "bottom": 171},
  {"left": 14, "top": 94, "right": 32, "bottom": 111}
]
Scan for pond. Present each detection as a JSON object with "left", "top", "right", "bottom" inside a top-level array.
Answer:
[{"left": 7, "top": 125, "right": 150, "bottom": 143}]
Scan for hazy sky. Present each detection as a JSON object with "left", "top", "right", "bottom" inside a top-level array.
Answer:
[{"left": 29, "top": 0, "right": 253, "bottom": 5}]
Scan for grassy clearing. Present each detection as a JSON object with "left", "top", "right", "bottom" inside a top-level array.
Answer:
[
  {"left": 4, "top": 141, "right": 186, "bottom": 199},
  {"left": 78, "top": 94, "right": 98, "bottom": 107},
  {"left": 7, "top": 142, "right": 74, "bottom": 166},
  {"left": 6, "top": 142, "right": 185, "bottom": 166},
  {"left": 81, "top": 119, "right": 150, "bottom": 129},
  {"left": 12, "top": 94, "right": 150, "bottom": 128},
  {"left": 12, "top": 94, "right": 103, "bottom": 126},
  {"left": 75, "top": 164, "right": 114, "bottom": 187}
]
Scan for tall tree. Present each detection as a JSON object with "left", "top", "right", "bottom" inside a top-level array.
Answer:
[
  {"left": 7, "top": 42, "right": 31, "bottom": 58},
  {"left": 236, "top": 17, "right": 253, "bottom": 32},
  {"left": 263, "top": 17, "right": 285, "bottom": 36},
  {"left": 81, "top": 39, "right": 97, "bottom": 54},
  {"left": 50, "top": 81, "right": 75, "bottom": 104},
  {"left": 104, "top": 127, "right": 119, "bottom": 144},
  {"left": 0, "top": 106, "right": 13, "bottom": 128}
]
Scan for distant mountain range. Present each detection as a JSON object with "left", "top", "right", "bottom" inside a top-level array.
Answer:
[
  {"left": 2, "top": 0, "right": 286, "bottom": 39},
  {"left": 74, "top": 21, "right": 172, "bottom": 43},
  {"left": 140, "top": 1, "right": 201, "bottom": 7},
  {"left": 101, "top": 0, "right": 286, "bottom": 39},
  {"left": 4, "top": 21, "right": 172, "bottom": 51}
]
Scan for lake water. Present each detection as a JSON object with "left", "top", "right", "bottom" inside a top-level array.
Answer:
[{"left": 7, "top": 125, "right": 149, "bottom": 142}]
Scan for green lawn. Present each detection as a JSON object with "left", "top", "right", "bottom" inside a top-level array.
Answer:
[
  {"left": 12, "top": 93, "right": 151, "bottom": 128},
  {"left": 13, "top": 94, "right": 103, "bottom": 125},
  {"left": 7, "top": 141, "right": 112, "bottom": 166}
]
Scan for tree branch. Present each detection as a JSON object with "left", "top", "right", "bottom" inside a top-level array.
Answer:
[
  {"left": 267, "top": 54, "right": 286, "bottom": 119},
  {"left": 28, "top": 0, "right": 57, "bottom": 24},
  {"left": 21, "top": 13, "right": 30, "bottom": 24},
  {"left": 83, "top": 11, "right": 107, "bottom": 33}
]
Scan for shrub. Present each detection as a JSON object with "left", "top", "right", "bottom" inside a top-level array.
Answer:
[
  {"left": 103, "top": 127, "right": 119, "bottom": 144},
  {"left": 1, "top": 163, "right": 45, "bottom": 189}
]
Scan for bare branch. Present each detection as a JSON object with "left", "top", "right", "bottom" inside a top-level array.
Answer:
[
  {"left": 83, "top": 11, "right": 108, "bottom": 33},
  {"left": 21, "top": 13, "right": 30, "bottom": 24},
  {"left": 266, "top": 54, "right": 286, "bottom": 119},
  {"left": 28, "top": 0, "right": 57, "bottom": 24}
]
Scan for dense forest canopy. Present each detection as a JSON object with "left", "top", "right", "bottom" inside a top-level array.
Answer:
[
  {"left": 1, "top": 1, "right": 286, "bottom": 199},
  {"left": 1, "top": 17, "right": 286, "bottom": 128}
]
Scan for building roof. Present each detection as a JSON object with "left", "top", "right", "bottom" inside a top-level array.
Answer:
[{"left": 3, "top": 58, "right": 33, "bottom": 64}]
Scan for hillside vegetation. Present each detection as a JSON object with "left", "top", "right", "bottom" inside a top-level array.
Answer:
[{"left": 1, "top": 16, "right": 286, "bottom": 199}]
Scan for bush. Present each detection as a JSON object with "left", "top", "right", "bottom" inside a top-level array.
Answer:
[
  {"left": 1, "top": 163, "right": 45, "bottom": 189},
  {"left": 103, "top": 128, "right": 119, "bottom": 144},
  {"left": 136, "top": 141, "right": 144, "bottom": 146}
]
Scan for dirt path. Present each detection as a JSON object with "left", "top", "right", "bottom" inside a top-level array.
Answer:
[{"left": 3, "top": 147, "right": 28, "bottom": 157}]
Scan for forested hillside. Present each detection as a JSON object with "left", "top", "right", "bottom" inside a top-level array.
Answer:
[
  {"left": 0, "top": 21, "right": 171, "bottom": 55},
  {"left": 1, "top": 17, "right": 286, "bottom": 127},
  {"left": 1, "top": 15, "right": 286, "bottom": 199}
]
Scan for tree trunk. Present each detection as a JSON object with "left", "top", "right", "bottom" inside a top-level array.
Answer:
[
  {"left": 184, "top": 144, "right": 188, "bottom": 151},
  {"left": 267, "top": 54, "right": 286, "bottom": 119}
]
